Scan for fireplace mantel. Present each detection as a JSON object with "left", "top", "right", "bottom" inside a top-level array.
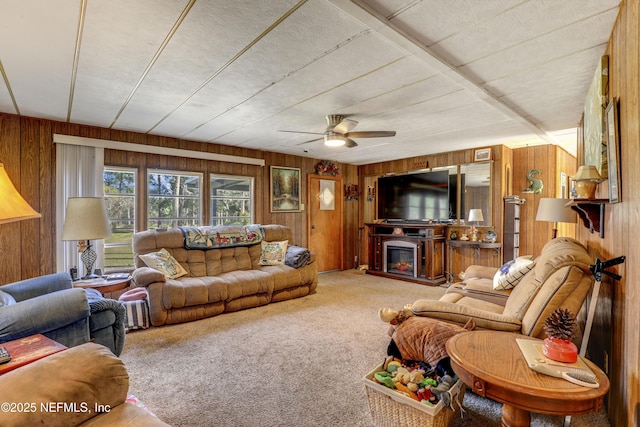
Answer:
[{"left": 365, "top": 223, "right": 446, "bottom": 286}]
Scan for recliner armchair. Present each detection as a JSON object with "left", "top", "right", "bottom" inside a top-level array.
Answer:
[
  {"left": 0, "top": 273, "right": 126, "bottom": 355},
  {"left": 411, "top": 237, "right": 594, "bottom": 340}
]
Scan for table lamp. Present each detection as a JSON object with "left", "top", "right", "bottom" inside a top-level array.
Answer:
[
  {"left": 468, "top": 209, "right": 484, "bottom": 225},
  {"left": 61, "top": 197, "right": 111, "bottom": 279},
  {"left": 535, "top": 198, "right": 576, "bottom": 239},
  {"left": 0, "top": 163, "right": 41, "bottom": 224},
  {"left": 573, "top": 165, "right": 603, "bottom": 199},
  {"left": 468, "top": 209, "right": 483, "bottom": 241}
]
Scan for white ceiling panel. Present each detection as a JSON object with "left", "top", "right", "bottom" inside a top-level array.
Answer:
[
  {"left": 0, "top": 0, "right": 79, "bottom": 119},
  {"left": 0, "top": 0, "right": 622, "bottom": 164}
]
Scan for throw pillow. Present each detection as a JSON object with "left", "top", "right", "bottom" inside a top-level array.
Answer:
[
  {"left": 493, "top": 256, "right": 535, "bottom": 290},
  {"left": 139, "top": 248, "right": 188, "bottom": 279},
  {"left": 259, "top": 240, "right": 288, "bottom": 266},
  {"left": 0, "top": 289, "right": 16, "bottom": 307}
]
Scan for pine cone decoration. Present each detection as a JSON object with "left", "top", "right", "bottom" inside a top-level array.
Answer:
[{"left": 543, "top": 308, "right": 576, "bottom": 341}]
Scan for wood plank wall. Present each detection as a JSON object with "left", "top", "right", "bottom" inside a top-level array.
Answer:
[
  {"left": 0, "top": 113, "right": 358, "bottom": 285},
  {"left": 513, "top": 144, "right": 577, "bottom": 255},
  {"left": 577, "top": 1, "right": 639, "bottom": 425}
]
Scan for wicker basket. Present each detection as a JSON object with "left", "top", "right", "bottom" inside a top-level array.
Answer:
[{"left": 363, "top": 365, "right": 466, "bottom": 427}]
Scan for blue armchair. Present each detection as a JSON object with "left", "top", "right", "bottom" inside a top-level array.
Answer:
[{"left": 0, "top": 273, "right": 125, "bottom": 355}]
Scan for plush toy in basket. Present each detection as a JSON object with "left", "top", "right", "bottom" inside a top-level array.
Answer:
[{"left": 364, "top": 356, "right": 465, "bottom": 427}]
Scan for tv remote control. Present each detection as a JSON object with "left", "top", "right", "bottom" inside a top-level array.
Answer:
[{"left": 0, "top": 347, "right": 11, "bottom": 364}]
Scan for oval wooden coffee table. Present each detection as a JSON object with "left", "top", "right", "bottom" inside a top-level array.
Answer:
[{"left": 446, "top": 330, "right": 609, "bottom": 427}]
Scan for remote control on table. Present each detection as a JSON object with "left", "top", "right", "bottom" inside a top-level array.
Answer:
[{"left": 0, "top": 347, "right": 11, "bottom": 364}]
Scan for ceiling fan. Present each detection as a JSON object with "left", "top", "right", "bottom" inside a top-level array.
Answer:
[{"left": 279, "top": 114, "right": 396, "bottom": 148}]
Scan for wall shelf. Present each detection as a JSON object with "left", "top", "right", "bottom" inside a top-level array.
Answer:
[{"left": 566, "top": 199, "right": 608, "bottom": 238}]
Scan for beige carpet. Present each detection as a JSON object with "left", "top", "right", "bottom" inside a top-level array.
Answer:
[{"left": 120, "top": 271, "right": 610, "bottom": 427}]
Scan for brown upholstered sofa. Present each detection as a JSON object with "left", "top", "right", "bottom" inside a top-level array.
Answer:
[
  {"left": 0, "top": 342, "right": 169, "bottom": 426},
  {"left": 411, "top": 237, "right": 594, "bottom": 339},
  {"left": 131, "top": 224, "right": 318, "bottom": 326}
]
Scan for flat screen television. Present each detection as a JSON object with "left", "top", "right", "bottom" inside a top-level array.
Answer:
[{"left": 377, "top": 170, "right": 451, "bottom": 222}]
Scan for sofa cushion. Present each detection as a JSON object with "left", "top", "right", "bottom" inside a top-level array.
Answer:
[
  {"left": 140, "top": 248, "right": 188, "bottom": 279},
  {"left": 259, "top": 240, "right": 288, "bottom": 266},
  {"left": 493, "top": 256, "right": 535, "bottom": 290},
  {"left": 0, "top": 289, "right": 16, "bottom": 307}
]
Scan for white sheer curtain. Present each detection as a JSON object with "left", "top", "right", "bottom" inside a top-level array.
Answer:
[{"left": 55, "top": 143, "right": 105, "bottom": 275}]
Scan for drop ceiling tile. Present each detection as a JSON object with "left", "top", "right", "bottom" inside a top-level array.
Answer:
[
  {"left": 0, "top": 0, "right": 79, "bottom": 120},
  {"left": 71, "top": 0, "right": 191, "bottom": 127}
]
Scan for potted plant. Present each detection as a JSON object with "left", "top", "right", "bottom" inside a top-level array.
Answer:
[{"left": 542, "top": 308, "right": 578, "bottom": 363}]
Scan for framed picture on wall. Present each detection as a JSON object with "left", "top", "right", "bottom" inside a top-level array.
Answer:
[
  {"left": 606, "top": 98, "right": 621, "bottom": 203},
  {"left": 473, "top": 148, "right": 492, "bottom": 162},
  {"left": 270, "top": 166, "right": 301, "bottom": 212}
]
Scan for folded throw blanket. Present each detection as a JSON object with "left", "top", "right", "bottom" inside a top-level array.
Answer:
[
  {"left": 285, "top": 245, "right": 311, "bottom": 268},
  {"left": 181, "top": 224, "right": 265, "bottom": 249}
]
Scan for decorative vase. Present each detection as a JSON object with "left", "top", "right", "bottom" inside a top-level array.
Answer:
[
  {"left": 484, "top": 230, "right": 497, "bottom": 243},
  {"left": 543, "top": 336, "right": 578, "bottom": 363},
  {"left": 575, "top": 180, "right": 597, "bottom": 199}
]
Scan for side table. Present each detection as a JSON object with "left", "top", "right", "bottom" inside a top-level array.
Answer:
[
  {"left": 73, "top": 276, "right": 131, "bottom": 296},
  {"left": 446, "top": 330, "right": 609, "bottom": 427},
  {"left": 0, "top": 334, "right": 67, "bottom": 375}
]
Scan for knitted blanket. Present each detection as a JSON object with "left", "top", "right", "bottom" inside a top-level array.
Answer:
[
  {"left": 285, "top": 245, "right": 311, "bottom": 269},
  {"left": 180, "top": 224, "right": 265, "bottom": 249}
]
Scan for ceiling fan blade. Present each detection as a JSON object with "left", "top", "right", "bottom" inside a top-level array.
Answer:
[
  {"left": 332, "top": 118, "right": 358, "bottom": 135},
  {"left": 345, "top": 138, "right": 358, "bottom": 148},
  {"left": 295, "top": 137, "right": 323, "bottom": 146},
  {"left": 279, "top": 130, "right": 324, "bottom": 135},
  {"left": 345, "top": 131, "right": 396, "bottom": 138}
]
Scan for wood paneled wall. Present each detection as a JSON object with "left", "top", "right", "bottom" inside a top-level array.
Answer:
[
  {"left": 577, "top": 1, "right": 639, "bottom": 425},
  {"left": 0, "top": 113, "right": 357, "bottom": 285},
  {"left": 512, "top": 144, "right": 577, "bottom": 257}
]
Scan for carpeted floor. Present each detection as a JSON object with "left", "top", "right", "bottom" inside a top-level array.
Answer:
[{"left": 120, "top": 271, "right": 610, "bottom": 427}]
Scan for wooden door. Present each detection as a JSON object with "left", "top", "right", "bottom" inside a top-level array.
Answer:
[{"left": 307, "top": 174, "right": 344, "bottom": 272}]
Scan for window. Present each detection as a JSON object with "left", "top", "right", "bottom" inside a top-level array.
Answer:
[
  {"left": 147, "top": 169, "right": 202, "bottom": 229},
  {"left": 103, "top": 167, "right": 136, "bottom": 270},
  {"left": 210, "top": 175, "right": 254, "bottom": 225}
]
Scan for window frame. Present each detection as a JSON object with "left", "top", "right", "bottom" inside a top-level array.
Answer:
[
  {"left": 209, "top": 173, "right": 255, "bottom": 225},
  {"left": 103, "top": 166, "right": 138, "bottom": 272},
  {"left": 146, "top": 168, "right": 204, "bottom": 230}
]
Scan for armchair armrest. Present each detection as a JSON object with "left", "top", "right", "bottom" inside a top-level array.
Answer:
[
  {"left": 0, "top": 288, "right": 90, "bottom": 342},
  {"left": 1, "top": 273, "right": 73, "bottom": 302},
  {"left": 462, "top": 265, "right": 498, "bottom": 280},
  {"left": 411, "top": 299, "right": 522, "bottom": 332},
  {"left": 132, "top": 267, "right": 165, "bottom": 288}
]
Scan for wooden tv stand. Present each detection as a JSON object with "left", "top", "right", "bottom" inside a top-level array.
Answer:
[{"left": 365, "top": 222, "right": 446, "bottom": 286}]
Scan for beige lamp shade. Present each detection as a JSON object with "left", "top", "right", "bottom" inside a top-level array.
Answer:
[
  {"left": 574, "top": 165, "right": 603, "bottom": 181},
  {"left": 61, "top": 197, "right": 111, "bottom": 241},
  {"left": 536, "top": 198, "right": 576, "bottom": 223},
  {"left": 468, "top": 209, "right": 484, "bottom": 223},
  {"left": 0, "top": 163, "right": 41, "bottom": 224}
]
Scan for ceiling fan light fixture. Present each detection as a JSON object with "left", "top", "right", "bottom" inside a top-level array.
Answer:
[{"left": 324, "top": 133, "right": 346, "bottom": 147}]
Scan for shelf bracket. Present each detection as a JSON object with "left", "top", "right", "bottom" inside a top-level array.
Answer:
[{"left": 570, "top": 203, "right": 605, "bottom": 238}]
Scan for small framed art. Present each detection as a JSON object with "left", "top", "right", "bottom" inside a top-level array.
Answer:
[
  {"left": 270, "top": 166, "right": 301, "bottom": 212},
  {"left": 474, "top": 148, "right": 492, "bottom": 162}
]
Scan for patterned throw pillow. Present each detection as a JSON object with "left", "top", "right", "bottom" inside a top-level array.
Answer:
[
  {"left": 139, "top": 248, "right": 188, "bottom": 279},
  {"left": 259, "top": 240, "right": 288, "bottom": 266},
  {"left": 493, "top": 256, "right": 535, "bottom": 290}
]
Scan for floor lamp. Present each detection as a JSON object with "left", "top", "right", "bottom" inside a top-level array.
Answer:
[
  {"left": 61, "top": 197, "right": 112, "bottom": 279},
  {"left": 535, "top": 198, "right": 576, "bottom": 239},
  {"left": 0, "top": 163, "right": 41, "bottom": 224}
]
